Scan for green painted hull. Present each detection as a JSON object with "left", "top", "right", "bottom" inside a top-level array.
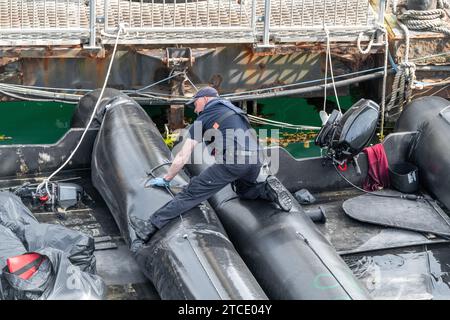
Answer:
[{"left": 0, "top": 96, "right": 356, "bottom": 158}]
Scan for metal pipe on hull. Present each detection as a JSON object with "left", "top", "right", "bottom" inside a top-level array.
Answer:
[
  {"left": 186, "top": 148, "right": 371, "bottom": 300},
  {"left": 395, "top": 96, "right": 450, "bottom": 210},
  {"left": 87, "top": 90, "right": 267, "bottom": 300}
]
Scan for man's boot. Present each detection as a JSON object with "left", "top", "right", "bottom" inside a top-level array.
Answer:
[
  {"left": 130, "top": 216, "right": 158, "bottom": 242},
  {"left": 264, "top": 176, "right": 293, "bottom": 212}
]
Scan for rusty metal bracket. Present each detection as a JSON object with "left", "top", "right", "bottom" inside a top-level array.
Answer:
[{"left": 164, "top": 48, "right": 193, "bottom": 70}]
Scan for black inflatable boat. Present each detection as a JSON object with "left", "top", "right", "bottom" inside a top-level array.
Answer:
[{"left": 2, "top": 91, "right": 449, "bottom": 300}]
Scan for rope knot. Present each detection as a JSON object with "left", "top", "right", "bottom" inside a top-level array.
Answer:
[
  {"left": 399, "top": 61, "right": 416, "bottom": 71},
  {"left": 395, "top": 3, "right": 450, "bottom": 36}
]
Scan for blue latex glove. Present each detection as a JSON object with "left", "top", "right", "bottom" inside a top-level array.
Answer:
[{"left": 145, "top": 177, "right": 171, "bottom": 188}]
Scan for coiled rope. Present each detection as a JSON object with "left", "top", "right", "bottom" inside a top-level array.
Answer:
[
  {"left": 397, "top": 0, "right": 450, "bottom": 35},
  {"left": 398, "top": 8, "right": 450, "bottom": 35},
  {"left": 384, "top": 0, "right": 450, "bottom": 120}
]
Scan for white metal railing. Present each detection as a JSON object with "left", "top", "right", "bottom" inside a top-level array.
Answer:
[
  {"left": 263, "top": 0, "right": 386, "bottom": 44},
  {"left": 0, "top": 0, "right": 90, "bottom": 32},
  {"left": 269, "top": 0, "right": 374, "bottom": 30},
  {"left": 0, "top": 0, "right": 385, "bottom": 45},
  {"left": 103, "top": 0, "right": 256, "bottom": 35},
  {"left": 0, "top": 0, "right": 91, "bottom": 45}
]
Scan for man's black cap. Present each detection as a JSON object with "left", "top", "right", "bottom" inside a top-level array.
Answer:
[{"left": 185, "top": 86, "right": 219, "bottom": 108}]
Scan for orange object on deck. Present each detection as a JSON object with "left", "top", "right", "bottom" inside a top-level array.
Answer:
[{"left": 7, "top": 253, "right": 44, "bottom": 280}]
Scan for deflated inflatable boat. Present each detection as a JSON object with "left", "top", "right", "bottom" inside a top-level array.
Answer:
[
  {"left": 186, "top": 151, "right": 371, "bottom": 300},
  {"left": 84, "top": 90, "right": 267, "bottom": 300}
]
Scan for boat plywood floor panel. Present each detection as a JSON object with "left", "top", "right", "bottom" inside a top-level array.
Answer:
[
  {"left": 305, "top": 189, "right": 450, "bottom": 255},
  {"left": 342, "top": 190, "right": 450, "bottom": 238},
  {"left": 307, "top": 189, "right": 450, "bottom": 300}
]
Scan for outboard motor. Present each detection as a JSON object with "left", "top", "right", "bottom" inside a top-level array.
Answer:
[{"left": 315, "top": 99, "right": 380, "bottom": 169}]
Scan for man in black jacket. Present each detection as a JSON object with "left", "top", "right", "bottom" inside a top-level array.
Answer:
[{"left": 131, "top": 87, "right": 292, "bottom": 242}]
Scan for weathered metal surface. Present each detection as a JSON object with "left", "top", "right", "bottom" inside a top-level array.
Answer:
[
  {"left": 168, "top": 105, "right": 186, "bottom": 130},
  {"left": 0, "top": 129, "right": 97, "bottom": 178},
  {"left": 0, "top": 57, "right": 19, "bottom": 67},
  {"left": 0, "top": 0, "right": 384, "bottom": 96},
  {"left": 18, "top": 51, "right": 165, "bottom": 90},
  {"left": 0, "top": 58, "right": 21, "bottom": 99},
  {"left": 191, "top": 45, "right": 328, "bottom": 93},
  {"left": 388, "top": 33, "right": 450, "bottom": 99},
  {"left": 0, "top": 47, "right": 106, "bottom": 59},
  {"left": 380, "top": 0, "right": 450, "bottom": 64},
  {"left": 372, "top": 0, "right": 450, "bottom": 101},
  {"left": 1, "top": 44, "right": 363, "bottom": 97},
  {"left": 392, "top": 37, "right": 450, "bottom": 65}
]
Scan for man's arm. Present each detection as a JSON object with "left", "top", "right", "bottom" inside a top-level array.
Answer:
[{"left": 164, "top": 138, "right": 199, "bottom": 181}]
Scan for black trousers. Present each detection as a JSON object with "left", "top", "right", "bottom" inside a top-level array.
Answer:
[{"left": 150, "top": 163, "right": 271, "bottom": 229}]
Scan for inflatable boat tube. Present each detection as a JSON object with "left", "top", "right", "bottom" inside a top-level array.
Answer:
[
  {"left": 186, "top": 147, "right": 371, "bottom": 300},
  {"left": 86, "top": 90, "right": 267, "bottom": 300},
  {"left": 395, "top": 96, "right": 450, "bottom": 210}
]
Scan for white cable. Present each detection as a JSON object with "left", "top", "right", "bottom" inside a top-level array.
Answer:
[
  {"left": 2, "top": 66, "right": 386, "bottom": 103},
  {"left": 325, "top": 28, "right": 342, "bottom": 113},
  {"left": 430, "top": 84, "right": 449, "bottom": 96},
  {"left": 249, "top": 117, "right": 320, "bottom": 130},
  {"left": 36, "top": 24, "right": 125, "bottom": 199},
  {"left": 323, "top": 28, "right": 330, "bottom": 113},
  {"left": 247, "top": 114, "right": 321, "bottom": 130},
  {"left": 184, "top": 73, "right": 198, "bottom": 91},
  {"left": 135, "top": 71, "right": 186, "bottom": 92},
  {"left": 10, "top": 84, "right": 91, "bottom": 93},
  {"left": 2, "top": 49, "right": 450, "bottom": 105},
  {"left": 411, "top": 51, "right": 450, "bottom": 62},
  {"left": 380, "top": 26, "right": 389, "bottom": 140},
  {"left": 416, "top": 78, "right": 450, "bottom": 87},
  {"left": 248, "top": 118, "right": 321, "bottom": 131}
]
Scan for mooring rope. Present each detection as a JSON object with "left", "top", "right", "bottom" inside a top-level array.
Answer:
[
  {"left": 397, "top": 0, "right": 450, "bottom": 36},
  {"left": 35, "top": 23, "right": 126, "bottom": 200}
]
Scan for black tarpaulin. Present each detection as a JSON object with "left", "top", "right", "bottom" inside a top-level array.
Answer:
[{"left": 0, "top": 192, "right": 105, "bottom": 300}]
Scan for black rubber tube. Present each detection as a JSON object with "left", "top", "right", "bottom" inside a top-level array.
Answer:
[
  {"left": 88, "top": 89, "right": 267, "bottom": 300},
  {"left": 186, "top": 148, "right": 371, "bottom": 300},
  {"left": 395, "top": 96, "right": 450, "bottom": 210}
]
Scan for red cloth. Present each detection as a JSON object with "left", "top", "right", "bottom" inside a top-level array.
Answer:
[{"left": 363, "top": 143, "right": 390, "bottom": 191}]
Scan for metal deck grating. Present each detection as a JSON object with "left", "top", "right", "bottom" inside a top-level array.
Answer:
[
  {"left": 103, "top": 0, "right": 253, "bottom": 28},
  {"left": 266, "top": 0, "right": 374, "bottom": 27},
  {"left": 0, "top": 0, "right": 378, "bottom": 45}
]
